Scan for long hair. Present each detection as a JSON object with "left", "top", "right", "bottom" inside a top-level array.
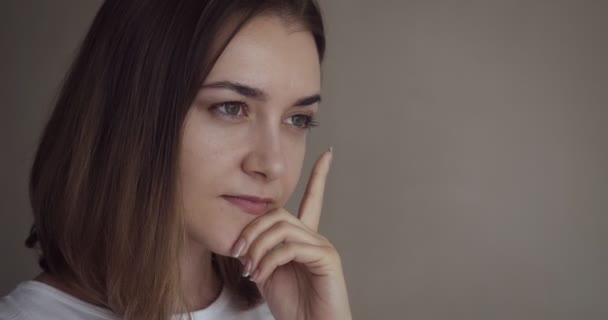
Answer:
[{"left": 25, "top": 0, "right": 325, "bottom": 319}]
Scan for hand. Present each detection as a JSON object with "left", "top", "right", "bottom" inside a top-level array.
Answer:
[{"left": 231, "top": 148, "right": 352, "bottom": 320}]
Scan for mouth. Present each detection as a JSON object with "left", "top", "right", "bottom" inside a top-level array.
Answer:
[{"left": 221, "top": 195, "right": 273, "bottom": 216}]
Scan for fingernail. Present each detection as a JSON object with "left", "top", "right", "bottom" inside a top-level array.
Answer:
[
  {"left": 242, "top": 260, "right": 252, "bottom": 277},
  {"left": 250, "top": 269, "right": 259, "bottom": 282},
  {"left": 231, "top": 238, "right": 246, "bottom": 258},
  {"left": 328, "top": 146, "right": 334, "bottom": 153}
]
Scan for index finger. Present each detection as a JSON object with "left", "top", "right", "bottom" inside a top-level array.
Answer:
[{"left": 297, "top": 147, "right": 334, "bottom": 231}]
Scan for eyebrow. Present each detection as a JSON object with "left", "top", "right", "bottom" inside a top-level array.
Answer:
[{"left": 201, "top": 81, "right": 321, "bottom": 107}]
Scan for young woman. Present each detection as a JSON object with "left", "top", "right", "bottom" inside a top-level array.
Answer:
[{"left": 0, "top": 0, "right": 352, "bottom": 319}]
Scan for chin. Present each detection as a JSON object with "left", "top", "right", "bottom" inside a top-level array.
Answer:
[
  {"left": 188, "top": 204, "right": 255, "bottom": 257},
  {"left": 208, "top": 224, "right": 245, "bottom": 257}
]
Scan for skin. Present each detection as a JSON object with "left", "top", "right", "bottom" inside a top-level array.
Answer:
[
  {"left": 179, "top": 14, "right": 352, "bottom": 319},
  {"left": 37, "top": 13, "right": 351, "bottom": 319}
]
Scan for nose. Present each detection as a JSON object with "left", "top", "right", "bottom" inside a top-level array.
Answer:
[{"left": 242, "top": 124, "right": 286, "bottom": 182}]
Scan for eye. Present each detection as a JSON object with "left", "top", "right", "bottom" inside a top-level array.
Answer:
[
  {"left": 210, "top": 101, "right": 246, "bottom": 118},
  {"left": 285, "top": 114, "right": 319, "bottom": 130}
]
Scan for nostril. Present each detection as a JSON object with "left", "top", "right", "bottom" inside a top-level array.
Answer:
[{"left": 242, "top": 148, "right": 286, "bottom": 182}]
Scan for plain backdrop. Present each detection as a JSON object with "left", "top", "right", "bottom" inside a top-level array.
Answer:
[{"left": 1, "top": 1, "right": 607, "bottom": 319}]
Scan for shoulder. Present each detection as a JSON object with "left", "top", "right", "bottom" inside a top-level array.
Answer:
[
  {"left": 0, "top": 283, "right": 35, "bottom": 320},
  {"left": 0, "top": 296, "right": 26, "bottom": 320},
  {"left": 0, "top": 281, "right": 116, "bottom": 320}
]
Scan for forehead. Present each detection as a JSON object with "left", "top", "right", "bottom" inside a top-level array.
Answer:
[{"left": 204, "top": 14, "right": 321, "bottom": 96}]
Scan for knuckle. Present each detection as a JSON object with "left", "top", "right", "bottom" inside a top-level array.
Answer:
[
  {"left": 275, "top": 220, "right": 291, "bottom": 230},
  {"left": 265, "top": 221, "right": 289, "bottom": 240},
  {"left": 317, "top": 234, "right": 329, "bottom": 243},
  {"left": 271, "top": 207, "right": 289, "bottom": 218},
  {"left": 323, "top": 244, "right": 335, "bottom": 254},
  {"left": 249, "top": 238, "right": 266, "bottom": 258},
  {"left": 240, "top": 230, "right": 253, "bottom": 244},
  {"left": 257, "top": 254, "right": 269, "bottom": 269},
  {"left": 242, "top": 221, "right": 261, "bottom": 239},
  {"left": 330, "top": 247, "right": 342, "bottom": 264},
  {"left": 260, "top": 249, "right": 279, "bottom": 269},
  {"left": 323, "top": 243, "right": 339, "bottom": 258},
  {"left": 282, "top": 242, "right": 297, "bottom": 253},
  {"left": 247, "top": 242, "right": 260, "bottom": 259}
]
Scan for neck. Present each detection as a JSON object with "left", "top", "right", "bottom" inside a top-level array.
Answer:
[{"left": 178, "top": 242, "right": 223, "bottom": 312}]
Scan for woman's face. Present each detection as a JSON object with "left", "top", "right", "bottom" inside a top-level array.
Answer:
[{"left": 179, "top": 14, "right": 321, "bottom": 257}]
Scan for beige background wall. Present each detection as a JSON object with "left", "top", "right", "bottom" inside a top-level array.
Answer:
[{"left": 1, "top": 1, "right": 607, "bottom": 319}]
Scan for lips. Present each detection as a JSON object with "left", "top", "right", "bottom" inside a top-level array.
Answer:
[{"left": 222, "top": 195, "right": 272, "bottom": 216}]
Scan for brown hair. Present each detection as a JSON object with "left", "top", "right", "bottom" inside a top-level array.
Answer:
[{"left": 25, "top": 0, "right": 325, "bottom": 319}]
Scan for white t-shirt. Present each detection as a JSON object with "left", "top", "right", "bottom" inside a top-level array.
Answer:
[{"left": 0, "top": 281, "right": 274, "bottom": 320}]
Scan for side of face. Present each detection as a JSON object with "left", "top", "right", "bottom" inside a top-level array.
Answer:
[{"left": 178, "top": 14, "right": 321, "bottom": 256}]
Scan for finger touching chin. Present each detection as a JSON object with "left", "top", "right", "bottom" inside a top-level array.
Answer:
[{"left": 184, "top": 221, "right": 244, "bottom": 258}]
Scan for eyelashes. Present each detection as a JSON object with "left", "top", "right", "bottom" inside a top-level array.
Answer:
[
  {"left": 286, "top": 109, "right": 319, "bottom": 130},
  {"left": 211, "top": 101, "right": 246, "bottom": 117},
  {"left": 209, "top": 101, "right": 319, "bottom": 130}
]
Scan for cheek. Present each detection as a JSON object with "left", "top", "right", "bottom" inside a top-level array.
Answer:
[
  {"left": 179, "top": 114, "right": 247, "bottom": 255},
  {"left": 179, "top": 147, "right": 246, "bottom": 256},
  {"left": 178, "top": 108, "right": 310, "bottom": 254},
  {"left": 183, "top": 198, "right": 246, "bottom": 256}
]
